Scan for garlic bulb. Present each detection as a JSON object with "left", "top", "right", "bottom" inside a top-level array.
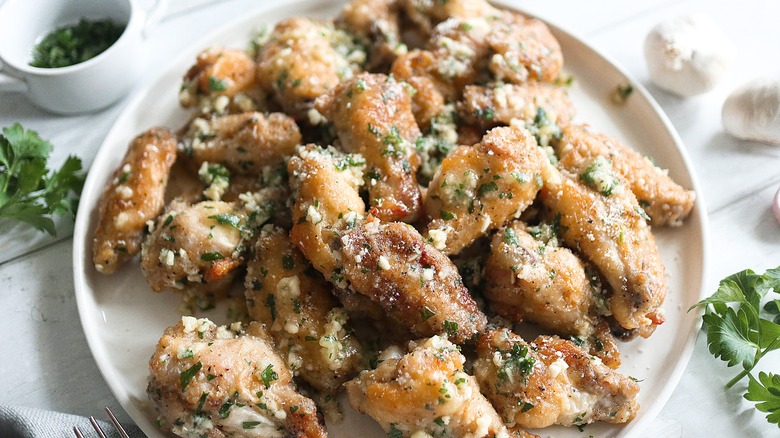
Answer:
[
  {"left": 774, "top": 187, "right": 780, "bottom": 225},
  {"left": 722, "top": 77, "right": 780, "bottom": 145},
  {"left": 644, "top": 15, "right": 735, "bottom": 97}
]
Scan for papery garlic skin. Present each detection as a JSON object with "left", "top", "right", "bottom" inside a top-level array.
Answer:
[
  {"left": 722, "top": 77, "right": 780, "bottom": 145},
  {"left": 644, "top": 15, "right": 734, "bottom": 97}
]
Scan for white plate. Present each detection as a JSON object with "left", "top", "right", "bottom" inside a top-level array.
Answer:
[{"left": 73, "top": 1, "right": 709, "bottom": 437}]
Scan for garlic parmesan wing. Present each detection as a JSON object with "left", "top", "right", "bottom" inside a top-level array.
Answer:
[
  {"left": 399, "top": 0, "right": 500, "bottom": 38},
  {"left": 179, "top": 46, "right": 264, "bottom": 115},
  {"left": 423, "top": 126, "right": 547, "bottom": 255},
  {"left": 287, "top": 144, "right": 366, "bottom": 284},
  {"left": 140, "top": 199, "right": 247, "bottom": 300},
  {"left": 539, "top": 166, "right": 667, "bottom": 338},
  {"left": 181, "top": 112, "right": 301, "bottom": 176},
  {"left": 148, "top": 318, "right": 327, "bottom": 438},
  {"left": 340, "top": 217, "right": 487, "bottom": 343},
  {"left": 316, "top": 73, "right": 423, "bottom": 222},
  {"left": 337, "top": 0, "right": 404, "bottom": 70},
  {"left": 346, "top": 336, "right": 523, "bottom": 438},
  {"left": 483, "top": 221, "right": 599, "bottom": 337},
  {"left": 486, "top": 14, "right": 563, "bottom": 84},
  {"left": 483, "top": 221, "right": 622, "bottom": 367},
  {"left": 473, "top": 329, "right": 639, "bottom": 430},
  {"left": 458, "top": 83, "right": 574, "bottom": 130},
  {"left": 554, "top": 124, "right": 695, "bottom": 226},
  {"left": 92, "top": 128, "right": 177, "bottom": 274},
  {"left": 245, "top": 226, "right": 363, "bottom": 393},
  {"left": 256, "top": 17, "right": 364, "bottom": 120}
]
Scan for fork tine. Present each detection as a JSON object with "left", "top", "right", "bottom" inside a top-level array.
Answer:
[
  {"left": 73, "top": 426, "right": 86, "bottom": 438},
  {"left": 104, "top": 407, "right": 131, "bottom": 438},
  {"left": 88, "top": 416, "right": 108, "bottom": 438}
]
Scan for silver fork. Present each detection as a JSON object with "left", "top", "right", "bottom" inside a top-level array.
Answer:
[{"left": 73, "top": 407, "right": 130, "bottom": 438}]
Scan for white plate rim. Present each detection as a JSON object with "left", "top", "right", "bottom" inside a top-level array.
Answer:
[{"left": 72, "top": 1, "right": 711, "bottom": 437}]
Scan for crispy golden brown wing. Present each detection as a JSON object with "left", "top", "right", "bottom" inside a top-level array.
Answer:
[
  {"left": 148, "top": 318, "right": 327, "bottom": 438},
  {"left": 423, "top": 126, "right": 546, "bottom": 255},
  {"left": 316, "top": 73, "right": 423, "bottom": 222},
  {"left": 473, "top": 329, "right": 639, "bottom": 429},
  {"left": 181, "top": 112, "right": 301, "bottom": 176},
  {"left": 346, "top": 335, "right": 523, "bottom": 438},
  {"left": 340, "top": 217, "right": 487, "bottom": 343},
  {"left": 554, "top": 124, "right": 695, "bottom": 226},
  {"left": 539, "top": 166, "right": 667, "bottom": 337},
  {"left": 257, "top": 17, "right": 364, "bottom": 120},
  {"left": 245, "top": 226, "right": 363, "bottom": 393},
  {"left": 92, "top": 128, "right": 177, "bottom": 274}
]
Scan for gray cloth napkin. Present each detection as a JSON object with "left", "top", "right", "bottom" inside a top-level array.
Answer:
[{"left": 0, "top": 405, "right": 146, "bottom": 438}]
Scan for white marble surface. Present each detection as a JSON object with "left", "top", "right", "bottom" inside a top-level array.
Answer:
[{"left": 0, "top": 0, "right": 778, "bottom": 437}]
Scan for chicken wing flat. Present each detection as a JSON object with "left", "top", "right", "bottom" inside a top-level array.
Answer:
[
  {"left": 483, "top": 220, "right": 599, "bottom": 337},
  {"left": 288, "top": 144, "right": 366, "bottom": 285},
  {"left": 93, "top": 128, "right": 177, "bottom": 274},
  {"left": 181, "top": 112, "right": 301, "bottom": 176},
  {"left": 340, "top": 217, "right": 487, "bottom": 343},
  {"left": 346, "top": 335, "right": 527, "bottom": 438},
  {"left": 554, "top": 124, "right": 695, "bottom": 226},
  {"left": 148, "top": 317, "right": 327, "bottom": 438},
  {"left": 458, "top": 83, "right": 574, "bottom": 131},
  {"left": 179, "top": 46, "right": 264, "bottom": 115},
  {"left": 399, "top": 0, "right": 500, "bottom": 38},
  {"left": 486, "top": 14, "right": 563, "bottom": 84},
  {"left": 316, "top": 73, "right": 423, "bottom": 222},
  {"left": 473, "top": 329, "right": 639, "bottom": 429},
  {"left": 336, "top": 0, "right": 405, "bottom": 71},
  {"left": 423, "top": 126, "right": 547, "bottom": 255},
  {"left": 539, "top": 166, "right": 666, "bottom": 337},
  {"left": 256, "top": 17, "right": 365, "bottom": 120},
  {"left": 245, "top": 226, "right": 363, "bottom": 393},
  {"left": 140, "top": 199, "right": 247, "bottom": 302}
]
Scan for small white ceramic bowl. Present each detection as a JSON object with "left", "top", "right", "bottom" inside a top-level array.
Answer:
[{"left": 0, "top": 0, "right": 160, "bottom": 115}]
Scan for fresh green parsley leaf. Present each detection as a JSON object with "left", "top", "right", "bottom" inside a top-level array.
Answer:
[
  {"left": 0, "top": 123, "right": 85, "bottom": 235},
  {"left": 745, "top": 372, "right": 780, "bottom": 426},
  {"left": 690, "top": 266, "right": 780, "bottom": 427}
]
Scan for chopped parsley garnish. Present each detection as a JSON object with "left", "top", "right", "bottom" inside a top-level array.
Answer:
[
  {"left": 208, "top": 76, "right": 229, "bottom": 92},
  {"left": 503, "top": 227, "right": 520, "bottom": 245},
  {"left": 443, "top": 320, "right": 458, "bottom": 336},
  {"left": 30, "top": 19, "right": 124, "bottom": 68},
  {"left": 420, "top": 306, "right": 436, "bottom": 321},
  {"left": 180, "top": 361, "right": 202, "bottom": 391},
  {"left": 201, "top": 252, "right": 225, "bottom": 262},
  {"left": 496, "top": 343, "right": 535, "bottom": 382},
  {"left": 388, "top": 424, "right": 403, "bottom": 438},
  {"left": 260, "top": 364, "right": 278, "bottom": 388},
  {"left": 282, "top": 254, "right": 295, "bottom": 269},
  {"left": 208, "top": 213, "right": 241, "bottom": 228},
  {"left": 440, "top": 210, "right": 456, "bottom": 220},
  {"left": 242, "top": 421, "right": 262, "bottom": 429},
  {"left": 477, "top": 181, "right": 498, "bottom": 197}
]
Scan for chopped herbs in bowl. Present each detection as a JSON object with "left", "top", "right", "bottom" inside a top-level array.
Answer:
[{"left": 30, "top": 18, "right": 125, "bottom": 69}]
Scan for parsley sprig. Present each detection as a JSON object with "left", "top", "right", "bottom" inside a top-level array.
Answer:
[
  {"left": 0, "top": 124, "right": 85, "bottom": 235},
  {"left": 690, "top": 266, "right": 780, "bottom": 426}
]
